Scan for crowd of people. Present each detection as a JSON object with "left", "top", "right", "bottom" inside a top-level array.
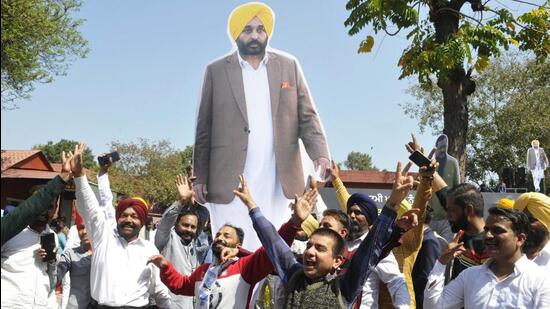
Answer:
[{"left": 1, "top": 135, "right": 549, "bottom": 309}]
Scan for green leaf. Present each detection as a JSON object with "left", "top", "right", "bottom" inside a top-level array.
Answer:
[{"left": 475, "top": 55, "right": 490, "bottom": 72}]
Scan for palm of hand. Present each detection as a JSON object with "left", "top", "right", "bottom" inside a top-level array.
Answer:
[
  {"left": 293, "top": 199, "right": 311, "bottom": 221},
  {"left": 178, "top": 186, "right": 193, "bottom": 201}
]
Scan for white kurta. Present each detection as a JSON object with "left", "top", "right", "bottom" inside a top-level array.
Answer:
[{"left": 207, "top": 53, "right": 291, "bottom": 251}]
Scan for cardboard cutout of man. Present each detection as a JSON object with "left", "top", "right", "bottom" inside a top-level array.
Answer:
[
  {"left": 527, "top": 140, "right": 549, "bottom": 192},
  {"left": 428, "top": 134, "right": 460, "bottom": 241},
  {"left": 193, "top": 2, "right": 330, "bottom": 250}
]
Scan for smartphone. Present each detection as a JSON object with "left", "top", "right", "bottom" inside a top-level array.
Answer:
[
  {"left": 409, "top": 150, "right": 431, "bottom": 167},
  {"left": 97, "top": 151, "right": 120, "bottom": 166},
  {"left": 40, "top": 233, "right": 56, "bottom": 262}
]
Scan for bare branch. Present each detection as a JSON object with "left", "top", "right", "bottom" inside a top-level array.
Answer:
[{"left": 508, "top": 0, "right": 550, "bottom": 8}]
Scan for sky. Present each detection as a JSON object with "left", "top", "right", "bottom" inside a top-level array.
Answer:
[{"left": 1, "top": 0, "right": 446, "bottom": 171}]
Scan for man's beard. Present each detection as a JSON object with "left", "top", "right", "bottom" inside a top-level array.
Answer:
[
  {"left": 117, "top": 222, "right": 140, "bottom": 240},
  {"left": 348, "top": 221, "right": 365, "bottom": 241},
  {"left": 212, "top": 239, "right": 236, "bottom": 260},
  {"left": 523, "top": 226, "right": 549, "bottom": 254},
  {"left": 237, "top": 38, "right": 268, "bottom": 56},
  {"left": 176, "top": 229, "right": 196, "bottom": 245},
  {"left": 450, "top": 215, "right": 469, "bottom": 233}
]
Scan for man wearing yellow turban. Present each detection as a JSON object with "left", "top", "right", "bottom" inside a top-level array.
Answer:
[
  {"left": 193, "top": 2, "right": 330, "bottom": 250},
  {"left": 514, "top": 192, "right": 550, "bottom": 270}
]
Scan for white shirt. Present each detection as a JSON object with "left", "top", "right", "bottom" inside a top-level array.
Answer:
[
  {"left": 424, "top": 255, "right": 550, "bottom": 309},
  {"left": 65, "top": 224, "right": 80, "bottom": 249},
  {"left": 1, "top": 225, "right": 58, "bottom": 308},
  {"left": 348, "top": 232, "right": 411, "bottom": 309},
  {"left": 74, "top": 176, "right": 171, "bottom": 308},
  {"left": 533, "top": 241, "right": 550, "bottom": 271}
]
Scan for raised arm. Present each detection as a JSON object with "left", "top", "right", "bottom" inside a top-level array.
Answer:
[
  {"left": 155, "top": 174, "right": 194, "bottom": 251},
  {"left": 97, "top": 161, "right": 115, "bottom": 227},
  {"left": 234, "top": 175, "right": 314, "bottom": 284},
  {"left": 71, "top": 144, "right": 106, "bottom": 246},
  {"left": 330, "top": 160, "right": 351, "bottom": 211},
  {"left": 339, "top": 161, "right": 416, "bottom": 305},
  {"left": 1, "top": 151, "right": 72, "bottom": 246}
]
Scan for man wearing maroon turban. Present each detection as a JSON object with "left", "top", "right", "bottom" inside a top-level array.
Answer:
[{"left": 69, "top": 143, "right": 172, "bottom": 308}]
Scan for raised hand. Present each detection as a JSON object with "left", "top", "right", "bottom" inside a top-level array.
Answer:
[
  {"left": 330, "top": 160, "right": 340, "bottom": 181},
  {"left": 147, "top": 254, "right": 169, "bottom": 270},
  {"left": 418, "top": 159, "right": 438, "bottom": 178},
  {"left": 405, "top": 133, "right": 424, "bottom": 154},
  {"left": 60, "top": 150, "right": 74, "bottom": 181},
  {"left": 396, "top": 208, "right": 420, "bottom": 231},
  {"left": 69, "top": 143, "right": 86, "bottom": 177},
  {"left": 387, "top": 161, "right": 414, "bottom": 211},
  {"left": 233, "top": 175, "right": 256, "bottom": 210},
  {"left": 175, "top": 174, "right": 194, "bottom": 204},
  {"left": 438, "top": 230, "right": 466, "bottom": 265},
  {"left": 98, "top": 153, "right": 113, "bottom": 175},
  {"left": 291, "top": 188, "right": 317, "bottom": 225}
]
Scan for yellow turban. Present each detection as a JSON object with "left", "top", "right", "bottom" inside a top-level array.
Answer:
[
  {"left": 513, "top": 192, "right": 550, "bottom": 231},
  {"left": 497, "top": 198, "right": 515, "bottom": 209},
  {"left": 228, "top": 2, "right": 275, "bottom": 41},
  {"left": 131, "top": 196, "right": 150, "bottom": 210},
  {"left": 532, "top": 140, "right": 540, "bottom": 146}
]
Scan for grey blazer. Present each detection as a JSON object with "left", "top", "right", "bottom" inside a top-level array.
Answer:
[{"left": 193, "top": 50, "right": 329, "bottom": 204}]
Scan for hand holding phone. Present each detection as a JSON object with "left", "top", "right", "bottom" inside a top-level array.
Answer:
[
  {"left": 40, "top": 233, "right": 56, "bottom": 262},
  {"left": 409, "top": 150, "right": 431, "bottom": 167},
  {"left": 98, "top": 151, "right": 120, "bottom": 166}
]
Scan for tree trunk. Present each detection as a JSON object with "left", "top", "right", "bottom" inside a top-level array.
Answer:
[
  {"left": 432, "top": 2, "right": 473, "bottom": 181},
  {"left": 441, "top": 69, "right": 469, "bottom": 181}
]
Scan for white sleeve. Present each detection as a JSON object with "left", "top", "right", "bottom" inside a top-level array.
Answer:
[
  {"left": 97, "top": 173, "right": 116, "bottom": 227},
  {"left": 535, "top": 275, "right": 550, "bottom": 308},
  {"left": 149, "top": 252, "right": 172, "bottom": 308},
  {"left": 423, "top": 260, "right": 464, "bottom": 309},
  {"left": 74, "top": 176, "right": 106, "bottom": 247},
  {"left": 377, "top": 252, "right": 410, "bottom": 309}
]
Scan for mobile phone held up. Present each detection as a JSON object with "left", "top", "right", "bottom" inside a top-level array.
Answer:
[
  {"left": 97, "top": 151, "right": 120, "bottom": 166},
  {"left": 409, "top": 150, "right": 431, "bottom": 167},
  {"left": 40, "top": 233, "right": 56, "bottom": 262}
]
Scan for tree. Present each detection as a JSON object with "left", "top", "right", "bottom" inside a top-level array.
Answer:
[
  {"left": 105, "top": 139, "right": 193, "bottom": 212},
  {"left": 345, "top": 0, "right": 549, "bottom": 179},
  {"left": 1, "top": 0, "right": 88, "bottom": 108},
  {"left": 343, "top": 151, "right": 379, "bottom": 171},
  {"left": 34, "top": 139, "right": 96, "bottom": 169},
  {"left": 403, "top": 53, "right": 550, "bottom": 185}
]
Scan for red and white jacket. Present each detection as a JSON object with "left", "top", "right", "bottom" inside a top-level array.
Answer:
[{"left": 160, "top": 219, "right": 299, "bottom": 308}]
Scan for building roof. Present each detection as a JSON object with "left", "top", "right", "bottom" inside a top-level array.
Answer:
[
  {"left": 1, "top": 150, "right": 42, "bottom": 171},
  {"left": 1, "top": 149, "right": 55, "bottom": 180},
  {"left": 339, "top": 170, "right": 396, "bottom": 184},
  {"left": 334, "top": 170, "right": 418, "bottom": 189},
  {"left": 1, "top": 168, "right": 60, "bottom": 179}
]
